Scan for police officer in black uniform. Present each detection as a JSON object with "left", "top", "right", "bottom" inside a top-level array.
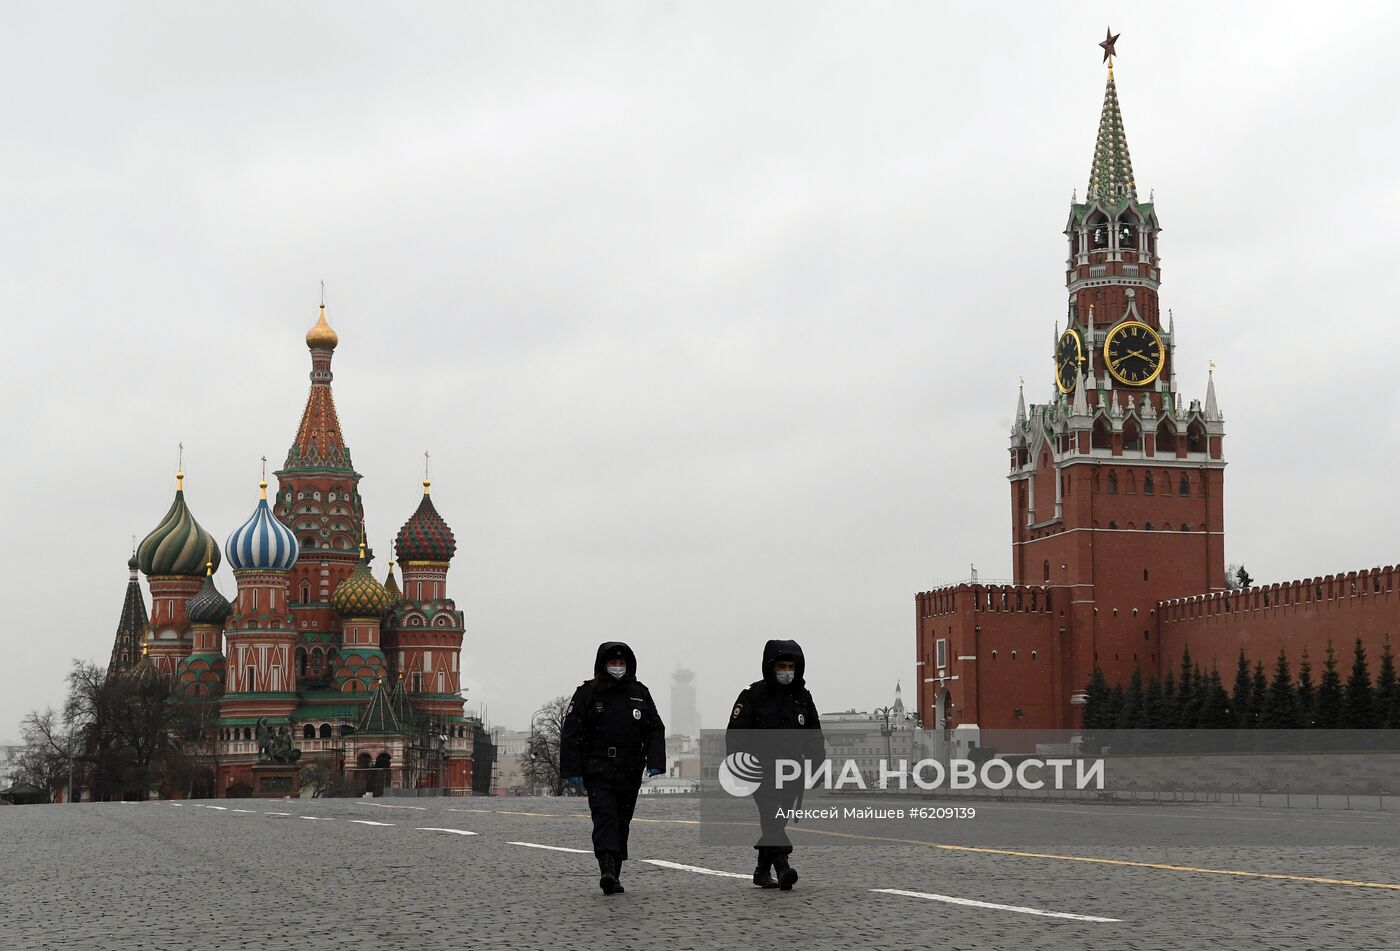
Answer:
[
  {"left": 561, "top": 641, "right": 666, "bottom": 895},
  {"left": 726, "top": 639, "right": 824, "bottom": 890}
]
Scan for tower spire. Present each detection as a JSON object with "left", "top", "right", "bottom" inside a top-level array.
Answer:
[
  {"left": 1087, "top": 29, "right": 1136, "bottom": 207},
  {"left": 109, "top": 550, "right": 150, "bottom": 676}
]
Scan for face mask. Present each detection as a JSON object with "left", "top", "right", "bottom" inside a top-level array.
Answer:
[
  {"left": 775, "top": 670, "right": 795, "bottom": 686},
  {"left": 606, "top": 664, "right": 627, "bottom": 679}
]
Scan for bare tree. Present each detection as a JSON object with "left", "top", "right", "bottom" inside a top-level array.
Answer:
[
  {"left": 520, "top": 694, "right": 575, "bottom": 797},
  {"left": 6, "top": 708, "right": 73, "bottom": 798}
]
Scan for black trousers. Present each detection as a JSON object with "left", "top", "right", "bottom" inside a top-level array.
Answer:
[
  {"left": 752, "top": 785, "right": 801, "bottom": 854},
  {"left": 586, "top": 781, "right": 640, "bottom": 860}
]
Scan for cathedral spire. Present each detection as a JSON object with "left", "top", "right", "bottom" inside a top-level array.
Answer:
[
  {"left": 283, "top": 299, "right": 355, "bottom": 473},
  {"left": 1205, "top": 362, "right": 1220, "bottom": 420},
  {"left": 108, "top": 549, "right": 150, "bottom": 676},
  {"left": 1086, "top": 30, "right": 1137, "bottom": 208}
]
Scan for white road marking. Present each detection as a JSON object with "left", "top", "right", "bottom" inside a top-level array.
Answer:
[
  {"left": 871, "top": 888, "right": 1121, "bottom": 922},
  {"left": 170, "top": 803, "right": 182, "bottom": 807},
  {"left": 642, "top": 860, "right": 751, "bottom": 879},
  {"left": 508, "top": 841, "right": 592, "bottom": 854},
  {"left": 300, "top": 816, "right": 334, "bottom": 821},
  {"left": 416, "top": 827, "right": 479, "bottom": 836},
  {"left": 264, "top": 812, "right": 291, "bottom": 817},
  {"left": 230, "top": 808, "right": 256, "bottom": 813},
  {"left": 358, "top": 802, "right": 428, "bottom": 811},
  {"left": 205, "top": 805, "right": 228, "bottom": 811},
  {"left": 348, "top": 820, "right": 395, "bottom": 826}
]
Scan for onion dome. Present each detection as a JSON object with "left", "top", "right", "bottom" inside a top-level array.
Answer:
[
  {"left": 186, "top": 563, "right": 232, "bottom": 625},
  {"left": 226, "top": 480, "right": 299, "bottom": 572},
  {"left": 395, "top": 479, "right": 457, "bottom": 563},
  {"left": 383, "top": 559, "right": 402, "bottom": 607},
  {"left": 332, "top": 544, "right": 391, "bottom": 618},
  {"left": 137, "top": 471, "right": 221, "bottom": 577},
  {"left": 306, "top": 304, "right": 339, "bottom": 350}
]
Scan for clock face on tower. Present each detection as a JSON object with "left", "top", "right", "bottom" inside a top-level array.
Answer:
[
  {"left": 1103, "top": 320, "right": 1165, "bottom": 386},
  {"left": 1055, "top": 329, "right": 1083, "bottom": 394}
]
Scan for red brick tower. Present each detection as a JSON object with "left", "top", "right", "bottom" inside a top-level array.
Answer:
[
  {"left": 221, "top": 479, "right": 302, "bottom": 726},
  {"left": 273, "top": 303, "right": 366, "bottom": 681},
  {"left": 1008, "top": 46, "right": 1226, "bottom": 720},
  {"left": 387, "top": 475, "right": 470, "bottom": 788},
  {"left": 135, "top": 467, "right": 221, "bottom": 679}
]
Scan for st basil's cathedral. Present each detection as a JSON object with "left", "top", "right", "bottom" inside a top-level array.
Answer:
[{"left": 107, "top": 305, "right": 476, "bottom": 796}]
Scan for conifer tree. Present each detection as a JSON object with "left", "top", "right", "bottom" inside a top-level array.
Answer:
[
  {"left": 1117, "top": 666, "right": 1144, "bottom": 729},
  {"left": 1162, "top": 670, "right": 1178, "bottom": 730},
  {"left": 1082, "top": 667, "right": 1109, "bottom": 731},
  {"left": 1296, "top": 648, "right": 1316, "bottom": 729},
  {"left": 1198, "top": 667, "right": 1234, "bottom": 729},
  {"left": 1175, "top": 648, "right": 1197, "bottom": 728},
  {"left": 1314, "top": 643, "right": 1344, "bottom": 729},
  {"left": 1105, "top": 684, "right": 1125, "bottom": 730},
  {"left": 1341, "top": 637, "right": 1376, "bottom": 729},
  {"left": 1141, "top": 676, "right": 1167, "bottom": 730},
  {"left": 1231, "top": 650, "right": 1253, "bottom": 728},
  {"left": 1374, "top": 638, "right": 1398, "bottom": 730},
  {"left": 1259, "top": 650, "right": 1300, "bottom": 729},
  {"left": 1248, "top": 661, "right": 1268, "bottom": 729}
]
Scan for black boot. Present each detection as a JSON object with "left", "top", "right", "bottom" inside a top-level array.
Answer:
[
  {"left": 773, "top": 852, "right": 798, "bottom": 891},
  {"left": 752, "top": 848, "right": 779, "bottom": 889},
  {"left": 614, "top": 858, "right": 625, "bottom": 894},
  {"left": 598, "top": 854, "right": 621, "bottom": 896}
]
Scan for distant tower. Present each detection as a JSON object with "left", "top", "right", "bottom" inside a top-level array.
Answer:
[
  {"left": 222, "top": 477, "right": 301, "bottom": 723},
  {"left": 670, "top": 668, "right": 699, "bottom": 740},
  {"left": 135, "top": 467, "right": 221, "bottom": 679},
  {"left": 274, "top": 302, "right": 367, "bottom": 669},
  {"left": 108, "top": 549, "right": 149, "bottom": 676},
  {"left": 178, "top": 562, "right": 231, "bottom": 697},
  {"left": 388, "top": 475, "right": 465, "bottom": 720}
]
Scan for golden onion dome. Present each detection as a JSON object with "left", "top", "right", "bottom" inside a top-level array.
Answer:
[
  {"left": 306, "top": 304, "right": 339, "bottom": 350},
  {"left": 331, "top": 544, "right": 390, "bottom": 619}
]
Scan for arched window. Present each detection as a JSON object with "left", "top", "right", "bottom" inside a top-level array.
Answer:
[
  {"left": 1043, "top": 560, "right": 1050, "bottom": 581},
  {"left": 342, "top": 725, "right": 357, "bottom": 737},
  {"left": 1092, "top": 417, "right": 1112, "bottom": 450},
  {"left": 1117, "top": 217, "right": 1137, "bottom": 250},
  {"left": 1089, "top": 212, "right": 1109, "bottom": 249},
  {"left": 303, "top": 724, "right": 315, "bottom": 739},
  {"left": 1157, "top": 421, "right": 1177, "bottom": 455},
  {"left": 1180, "top": 522, "right": 1189, "bottom": 532},
  {"left": 1108, "top": 520, "right": 1118, "bottom": 529},
  {"left": 1179, "top": 475, "right": 1190, "bottom": 496},
  {"left": 1143, "top": 473, "right": 1154, "bottom": 495},
  {"left": 300, "top": 582, "right": 311, "bottom": 604},
  {"left": 1122, "top": 418, "right": 1142, "bottom": 452},
  {"left": 356, "top": 753, "right": 372, "bottom": 769},
  {"left": 319, "top": 724, "right": 332, "bottom": 739},
  {"left": 1107, "top": 472, "right": 1118, "bottom": 494},
  {"left": 1187, "top": 421, "right": 1207, "bottom": 453},
  {"left": 1144, "top": 522, "right": 1154, "bottom": 531}
]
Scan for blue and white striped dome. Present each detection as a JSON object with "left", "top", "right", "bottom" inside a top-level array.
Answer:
[{"left": 226, "top": 482, "right": 299, "bottom": 572}]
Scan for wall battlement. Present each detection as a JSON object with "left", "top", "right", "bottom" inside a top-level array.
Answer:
[
  {"left": 1158, "top": 566, "right": 1398, "bottom": 623},
  {"left": 916, "top": 583, "right": 1056, "bottom": 619}
]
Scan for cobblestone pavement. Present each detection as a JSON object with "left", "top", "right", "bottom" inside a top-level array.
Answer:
[{"left": 1, "top": 795, "right": 1396, "bottom": 951}]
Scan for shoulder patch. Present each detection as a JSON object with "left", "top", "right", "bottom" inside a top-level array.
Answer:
[{"left": 731, "top": 703, "right": 743, "bottom": 720}]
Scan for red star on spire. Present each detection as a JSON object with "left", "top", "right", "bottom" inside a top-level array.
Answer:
[{"left": 1100, "top": 27, "right": 1120, "bottom": 64}]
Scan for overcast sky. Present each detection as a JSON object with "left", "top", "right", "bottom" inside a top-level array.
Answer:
[{"left": 3, "top": 3, "right": 1399, "bottom": 738}]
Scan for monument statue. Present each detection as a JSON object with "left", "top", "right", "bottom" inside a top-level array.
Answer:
[{"left": 255, "top": 717, "right": 302, "bottom": 764}]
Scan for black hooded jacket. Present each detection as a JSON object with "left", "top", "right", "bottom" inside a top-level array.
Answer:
[
  {"left": 726, "top": 639, "right": 824, "bottom": 761},
  {"left": 560, "top": 642, "right": 666, "bottom": 785}
]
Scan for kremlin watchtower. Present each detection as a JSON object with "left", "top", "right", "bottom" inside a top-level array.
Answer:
[{"left": 916, "top": 33, "right": 1227, "bottom": 734}]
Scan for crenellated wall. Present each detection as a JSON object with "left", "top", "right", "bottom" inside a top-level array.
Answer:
[
  {"left": 1159, "top": 566, "right": 1400, "bottom": 673},
  {"left": 916, "top": 583, "right": 1062, "bottom": 732}
]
